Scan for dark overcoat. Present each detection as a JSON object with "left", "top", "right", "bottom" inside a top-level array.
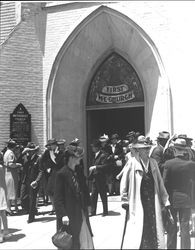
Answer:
[
  {"left": 163, "top": 155, "right": 195, "bottom": 208},
  {"left": 54, "top": 165, "right": 93, "bottom": 249}
]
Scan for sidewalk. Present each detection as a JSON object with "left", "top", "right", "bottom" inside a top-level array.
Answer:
[{"left": 1, "top": 196, "right": 195, "bottom": 249}]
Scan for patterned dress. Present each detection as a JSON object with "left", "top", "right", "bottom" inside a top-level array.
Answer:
[{"left": 140, "top": 163, "right": 158, "bottom": 249}]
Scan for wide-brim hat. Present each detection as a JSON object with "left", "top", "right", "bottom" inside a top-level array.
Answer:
[
  {"left": 177, "top": 134, "right": 193, "bottom": 141},
  {"left": 66, "top": 145, "right": 84, "bottom": 158},
  {"left": 22, "top": 142, "right": 39, "bottom": 154},
  {"left": 157, "top": 131, "right": 170, "bottom": 140},
  {"left": 6, "top": 139, "right": 17, "bottom": 148},
  {"left": 132, "top": 135, "right": 154, "bottom": 148},
  {"left": 99, "top": 134, "right": 109, "bottom": 142},
  {"left": 57, "top": 139, "right": 66, "bottom": 145},
  {"left": 45, "top": 138, "right": 57, "bottom": 147},
  {"left": 173, "top": 138, "right": 187, "bottom": 149}
]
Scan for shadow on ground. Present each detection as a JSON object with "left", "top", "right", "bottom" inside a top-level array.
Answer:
[
  {"left": 4, "top": 233, "right": 26, "bottom": 242},
  {"left": 107, "top": 211, "right": 121, "bottom": 216},
  {"left": 34, "top": 216, "right": 56, "bottom": 223}
]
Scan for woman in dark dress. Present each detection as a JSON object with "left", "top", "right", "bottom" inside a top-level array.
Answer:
[
  {"left": 54, "top": 145, "right": 94, "bottom": 249},
  {"left": 120, "top": 135, "right": 171, "bottom": 249}
]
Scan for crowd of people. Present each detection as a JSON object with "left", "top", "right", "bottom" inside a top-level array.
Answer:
[{"left": 0, "top": 131, "right": 194, "bottom": 249}]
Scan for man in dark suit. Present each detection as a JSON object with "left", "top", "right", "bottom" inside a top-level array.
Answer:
[
  {"left": 89, "top": 139, "right": 112, "bottom": 216},
  {"left": 163, "top": 138, "right": 195, "bottom": 249},
  {"left": 106, "top": 133, "right": 124, "bottom": 195},
  {"left": 150, "top": 131, "right": 170, "bottom": 175}
]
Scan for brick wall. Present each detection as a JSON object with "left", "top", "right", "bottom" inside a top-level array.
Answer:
[{"left": 0, "top": 7, "right": 44, "bottom": 150}]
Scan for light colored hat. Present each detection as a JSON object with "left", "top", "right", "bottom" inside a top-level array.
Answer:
[
  {"left": 99, "top": 134, "right": 109, "bottom": 142},
  {"left": 22, "top": 142, "right": 39, "bottom": 154},
  {"left": 132, "top": 135, "right": 153, "bottom": 148},
  {"left": 173, "top": 138, "right": 187, "bottom": 149}
]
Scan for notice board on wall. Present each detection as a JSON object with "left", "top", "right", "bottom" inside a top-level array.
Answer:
[{"left": 10, "top": 103, "right": 31, "bottom": 146}]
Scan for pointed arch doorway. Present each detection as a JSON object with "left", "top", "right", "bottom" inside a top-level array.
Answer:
[{"left": 86, "top": 52, "right": 145, "bottom": 160}]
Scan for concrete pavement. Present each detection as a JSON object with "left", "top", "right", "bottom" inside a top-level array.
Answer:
[{"left": 1, "top": 196, "right": 195, "bottom": 249}]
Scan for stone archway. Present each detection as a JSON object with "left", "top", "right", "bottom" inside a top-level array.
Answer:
[{"left": 46, "top": 5, "right": 171, "bottom": 146}]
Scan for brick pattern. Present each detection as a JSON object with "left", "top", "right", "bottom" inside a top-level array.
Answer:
[{"left": 0, "top": 14, "right": 44, "bottom": 150}]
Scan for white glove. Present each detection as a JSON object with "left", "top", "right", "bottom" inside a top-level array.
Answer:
[{"left": 62, "top": 216, "right": 69, "bottom": 225}]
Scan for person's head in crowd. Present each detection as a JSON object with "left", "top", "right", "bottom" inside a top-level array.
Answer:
[
  {"left": 157, "top": 131, "right": 170, "bottom": 147},
  {"left": 57, "top": 139, "right": 66, "bottom": 152},
  {"left": 69, "top": 138, "right": 80, "bottom": 147},
  {"left": 91, "top": 139, "right": 101, "bottom": 153},
  {"left": 173, "top": 138, "right": 187, "bottom": 156},
  {"left": 64, "top": 144, "right": 84, "bottom": 168},
  {"left": 45, "top": 138, "right": 57, "bottom": 151},
  {"left": 177, "top": 134, "right": 193, "bottom": 147},
  {"left": 14, "top": 144, "right": 23, "bottom": 159},
  {"left": 6, "top": 139, "right": 17, "bottom": 150},
  {"left": 132, "top": 135, "right": 153, "bottom": 158},
  {"left": 22, "top": 142, "right": 39, "bottom": 157},
  {"left": 110, "top": 133, "right": 119, "bottom": 145},
  {"left": 99, "top": 134, "right": 109, "bottom": 148},
  {"left": 126, "top": 131, "right": 140, "bottom": 144}
]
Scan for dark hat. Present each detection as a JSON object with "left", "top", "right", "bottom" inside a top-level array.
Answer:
[
  {"left": 111, "top": 133, "right": 119, "bottom": 140},
  {"left": 69, "top": 138, "right": 80, "bottom": 147},
  {"left": 6, "top": 139, "right": 17, "bottom": 148},
  {"left": 126, "top": 131, "right": 136, "bottom": 138},
  {"left": 66, "top": 145, "right": 84, "bottom": 158},
  {"left": 177, "top": 134, "right": 193, "bottom": 141},
  {"left": 45, "top": 138, "right": 57, "bottom": 147},
  {"left": 173, "top": 138, "right": 187, "bottom": 149},
  {"left": 157, "top": 131, "right": 170, "bottom": 140},
  {"left": 91, "top": 139, "right": 101, "bottom": 148},
  {"left": 132, "top": 135, "right": 154, "bottom": 149}
]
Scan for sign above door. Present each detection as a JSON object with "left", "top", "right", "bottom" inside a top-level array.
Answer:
[{"left": 87, "top": 52, "right": 144, "bottom": 106}]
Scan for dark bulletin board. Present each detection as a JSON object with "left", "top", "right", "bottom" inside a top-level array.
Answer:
[{"left": 10, "top": 103, "right": 31, "bottom": 146}]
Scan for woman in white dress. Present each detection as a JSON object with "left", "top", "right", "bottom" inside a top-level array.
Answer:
[
  {"left": 0, "top": 152, "right": 12, "bottom": 243},
  {"left": 3, "top": 140, "right": 22, "bottom": 214}
]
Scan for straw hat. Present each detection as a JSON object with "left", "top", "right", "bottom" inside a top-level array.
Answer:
[
  {"left": 173, "top": 138, "right": 187, "bottom": 150},
  {"left": 132, "top": 135, "right": 153, "bottom": 148}
]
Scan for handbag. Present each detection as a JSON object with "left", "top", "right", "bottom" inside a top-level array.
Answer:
[{"left": 52, "top": 225, "right": 72, "bottom": 249}]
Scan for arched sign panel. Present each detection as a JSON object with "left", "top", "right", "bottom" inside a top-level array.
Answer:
[{"left": 86, "top": 53, "right": 144, "bottom": 107}]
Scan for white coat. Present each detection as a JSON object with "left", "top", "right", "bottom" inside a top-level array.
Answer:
[{"left": 120, "top": 154, "right": 170, "bottom": 249}]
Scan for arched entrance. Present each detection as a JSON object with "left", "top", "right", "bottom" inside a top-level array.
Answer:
[
  {"left": 47, "top": 5, "right": 172, "bottom": 169},
  {"left": 86, "top": 52, "right": 145, "bottom": 156}
]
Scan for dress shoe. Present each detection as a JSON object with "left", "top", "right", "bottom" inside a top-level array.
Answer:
[{"left": 102, "top": 212, "right": 108, "bottom": 217}]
